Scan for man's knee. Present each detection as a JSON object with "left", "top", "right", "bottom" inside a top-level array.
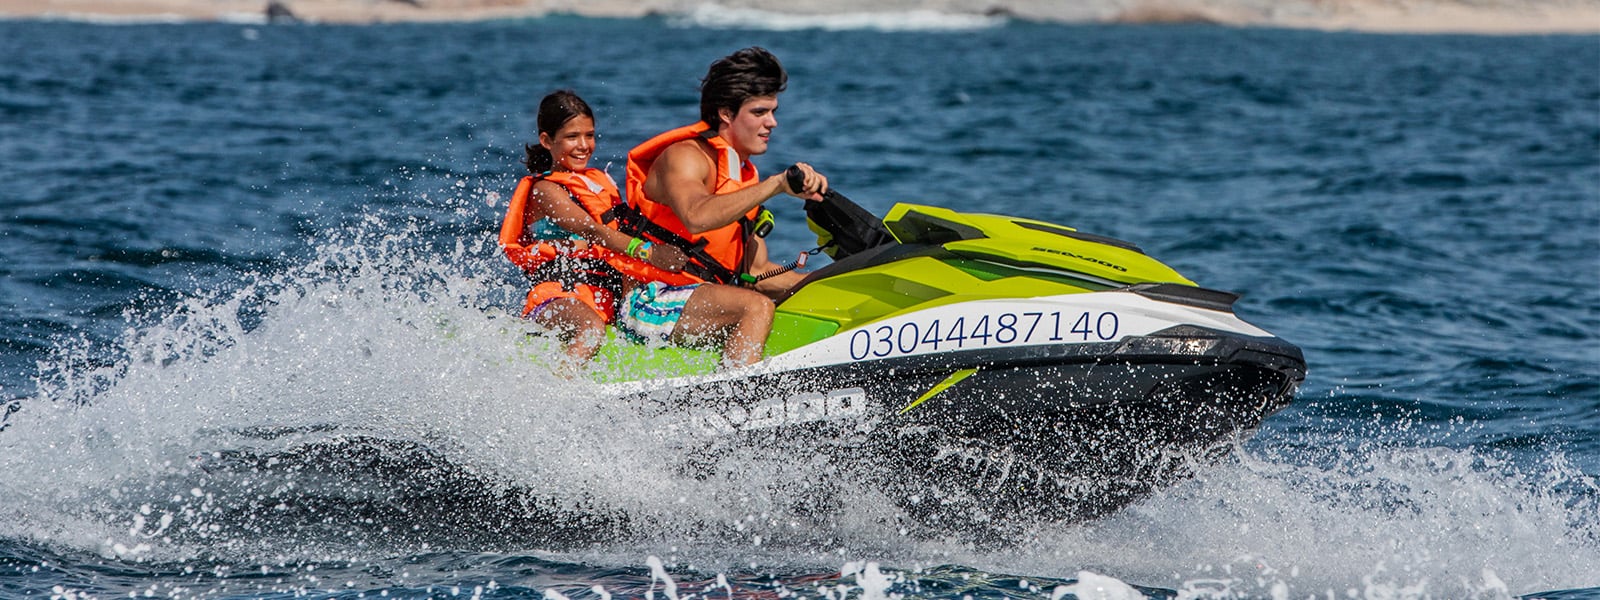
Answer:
[
  {"left": 748, "top": 293, "right": 775, "bottom": 321},
  {"left": 725, "top": 287, "right": 774, "bottom": 319}
]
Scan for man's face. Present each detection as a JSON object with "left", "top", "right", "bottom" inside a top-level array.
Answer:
[{"left": 720, "top": 95, "right": 778, "bottom": 157}]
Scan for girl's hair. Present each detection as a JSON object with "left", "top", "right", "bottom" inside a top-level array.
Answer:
[{"left": 523, "top": 89, "right": 595, "bottom": 175}]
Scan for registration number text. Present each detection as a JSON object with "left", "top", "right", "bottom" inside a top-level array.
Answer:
[{"left": 846, "top": 311, "right": 1120, "bottom": 361}]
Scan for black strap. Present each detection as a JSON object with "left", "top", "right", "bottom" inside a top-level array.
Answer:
[
  {"left": 526, "top": 257, "right": 625, "bottom": 300},
  {"left": 610, "top": 203, "right": 744, "bottom": 285}
]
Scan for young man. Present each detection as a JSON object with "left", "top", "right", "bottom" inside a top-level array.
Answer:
[{"left": 624, "top": 46, "right": 830, "bottom": 299}]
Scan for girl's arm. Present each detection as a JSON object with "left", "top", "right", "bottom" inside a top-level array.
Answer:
[{"left": 530, "top": 180, "right": 686, "bottom": 271}]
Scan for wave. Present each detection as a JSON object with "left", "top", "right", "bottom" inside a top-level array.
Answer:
[
  {"left": 947, "top": 441, "right": 1600, "bottom": 598},
  {"left": 0, "top": 11, "right": 267, "bottom": 25},
  {"left": 0, "top": 212, "right": 906, "bottom": 564},
  {"left": 1, "top": 197, "right": 1595, "bottom": 593},
  {"left": 666, "top": 4, "right": 1006, "bottom": 32}
]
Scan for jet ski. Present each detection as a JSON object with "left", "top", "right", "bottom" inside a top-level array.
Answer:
[{"left": 577, "top": 193, "right": 1306, "bottom": 532}]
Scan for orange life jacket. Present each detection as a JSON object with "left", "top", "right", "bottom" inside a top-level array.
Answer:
[
  {"left": 497, "top": 169, "right": 658, "bottom": 283},
  {"left": 623, "top": 122, "right": 763, "bottom": 285}
]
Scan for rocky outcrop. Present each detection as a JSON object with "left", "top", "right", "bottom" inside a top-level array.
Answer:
[{"left": 3, "top": 0, "right": 1596, "bottom": 32}]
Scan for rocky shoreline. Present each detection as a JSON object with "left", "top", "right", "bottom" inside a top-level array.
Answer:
[{"left": 2, "top": 0, "right": 1597, "bottom": 33}]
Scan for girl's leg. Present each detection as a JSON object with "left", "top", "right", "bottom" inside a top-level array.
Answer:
[{"left": 532, "top": 297, "right": 608, "bottom": 362}]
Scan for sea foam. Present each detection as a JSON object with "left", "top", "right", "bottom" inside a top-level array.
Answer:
[{"left": 667, "top": 4, "right": 1006, "bottom": 32}]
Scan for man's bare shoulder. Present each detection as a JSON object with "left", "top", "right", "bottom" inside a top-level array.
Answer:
[
  {"left": 655, "top": 137, "right": 714, "bottom": 174},
  {"left": 645, "top": 136, "right": 717, "bottom": 207}
]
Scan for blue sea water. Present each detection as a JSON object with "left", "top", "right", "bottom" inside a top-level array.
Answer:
[{"left": 1, "top": 13, "right": 1598, "bottom": 599}]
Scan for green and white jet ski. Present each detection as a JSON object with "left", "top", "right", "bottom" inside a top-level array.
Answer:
[{"left": 581, "top": 194, "right": 1306, "bottom": 531}]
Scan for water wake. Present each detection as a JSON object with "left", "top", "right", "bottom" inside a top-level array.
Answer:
[
  {"left": 0, "top": 212, "right": 906, "bottom": 564},
  {"left": 979, "top": 442, "right": 1600, "bottom": 598},
  {"left": 0, "top": 208, "right": 1595, "bottom": 598}
]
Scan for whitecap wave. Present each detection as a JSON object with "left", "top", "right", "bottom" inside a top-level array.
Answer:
[
  {"left": 0, "top": 203, "right": 902, "bottom": 563},
  {"left": 15, "top": 12, "right": 197, "bottom": 24},
  {"left": 968, "top": 442, "right": 1600, "bottom": 598},
  {"left": 667, "top": 3, "right": 1006, "bottom": 32},
  {"left": 1, "top": 11, "right": 267, "bottom": 24}
]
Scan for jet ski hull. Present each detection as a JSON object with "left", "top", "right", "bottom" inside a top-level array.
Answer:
[
  {"left": 622, "top": 320, "right": 1305, "bottom": 532},
  {"left": 576, "top": 202, "right": 1309, "bottom": 533}
]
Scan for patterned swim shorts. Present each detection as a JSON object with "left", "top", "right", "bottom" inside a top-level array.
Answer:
[{"left": 617, "top": 282, "right": 700, "bottom": 343}]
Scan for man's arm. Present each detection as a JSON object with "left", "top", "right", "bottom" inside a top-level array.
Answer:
[
  {"left": 746, "top": 235, "right": 805, "bottom": 297},
  {"left": 645, "top": 140, "right": 809, "bottom": 235}
]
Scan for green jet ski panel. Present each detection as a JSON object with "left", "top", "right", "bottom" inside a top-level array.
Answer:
[
  {"left": 773, "top": 256, "right": 1103, "bottom": 339},
  {"left": 586, "top": 329, "right": 721, "bottom": 383},
  {"left": 883, "top": 203, "right": 1196, "bottom": 287},
  {"left": 767, "top": 203, "right": 1199, "bottom": 351},
  {"left": 765, "top": 311, "right": 841, "bottom": 356},
  {"left": 581, "top": 202, "right": 1203, "bottom": 379}
]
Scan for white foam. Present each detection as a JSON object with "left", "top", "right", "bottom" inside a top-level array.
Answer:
[
  {"left": 218, "top": 12, "right": 269, "bottom": 24},
  {"left": 1, "top": 191, "right": 1595, "bottom": 597},
  {"left": 841, "top": 561, "right": 899, "bottom": 599},
  {"left": 0, "top": 207, "right": 902, "bottom": 563},
  {"left": 973, "top": 443, "right": 1600, "bottom": 598},
  {"left": 1052, "top": 571, "right": 1146, "bottom": 600},
  {"left": 0, "top": 217, "right": 689, "bottom": 557},
  {"left": 667, "top": 4, "right": 1005, "bottom": 32},
  {"left": 20, "top": 12, "right": 198, "bottom": 24},
  {"left": 646, "top": 555, "right": 680, "bottom": 600},
  {"left": 0, "top": 9, "right": 264, "bottom": 23}
]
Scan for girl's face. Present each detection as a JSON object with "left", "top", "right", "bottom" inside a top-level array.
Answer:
[{"left": 540, "top": 114, "right": 596, "bottom": 172}]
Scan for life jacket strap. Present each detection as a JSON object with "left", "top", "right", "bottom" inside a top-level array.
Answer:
[
  {"left": 611, "top": 202, "right": 743, "bottom": 285},
  {"left": 526, "top": 257, "right": 625, "bottom": 300}
]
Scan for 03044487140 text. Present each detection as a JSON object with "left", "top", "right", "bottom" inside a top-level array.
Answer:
[{"left": 846, "top": 310, "right": 1121, "bottom": 361}]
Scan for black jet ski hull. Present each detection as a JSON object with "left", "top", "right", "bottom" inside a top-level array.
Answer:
[{"left": 625, "top": 324, "right": 1305, "bottom": 532}]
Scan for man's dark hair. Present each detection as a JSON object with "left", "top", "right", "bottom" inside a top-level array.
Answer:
[{"left": 699, "top": 47, "right": 787, "bottom": 127}]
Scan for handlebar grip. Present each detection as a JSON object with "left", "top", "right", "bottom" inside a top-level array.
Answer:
[{"left": 784, "top": 164, "right": 806, "bottom": 194}]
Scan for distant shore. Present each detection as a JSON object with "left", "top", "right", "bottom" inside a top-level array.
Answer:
[{"left": 3, "top": 0, "right": 1598, "bottom": 33}]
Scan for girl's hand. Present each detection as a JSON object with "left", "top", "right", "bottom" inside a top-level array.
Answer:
[{"left": 647, "top": 242, "right": 688, "bottom": 272}]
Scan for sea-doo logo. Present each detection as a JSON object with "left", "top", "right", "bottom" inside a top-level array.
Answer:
[
  {"left": 683, "top": 388, "right": 868, "bottom": 436},
  {"left": 1031, "top": 246, "right": 1127, "bottom": 272}
]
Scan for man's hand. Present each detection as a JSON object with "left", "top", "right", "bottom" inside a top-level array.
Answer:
[{"left": 782, "top": 163, "right": 828, "bottom": 201}]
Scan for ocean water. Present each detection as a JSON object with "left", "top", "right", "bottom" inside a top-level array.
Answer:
[{"left": 1, "top": 12, "right": 1598, "bottom": 600}]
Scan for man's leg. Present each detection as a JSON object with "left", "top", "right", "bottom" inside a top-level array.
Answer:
[{"left": 672, "top": 284, "right": 775, "bottom": 367}]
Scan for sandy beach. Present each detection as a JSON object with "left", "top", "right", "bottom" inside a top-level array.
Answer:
[{"left": 1, "top": 0, "right": 1597, "bottom": 33}]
